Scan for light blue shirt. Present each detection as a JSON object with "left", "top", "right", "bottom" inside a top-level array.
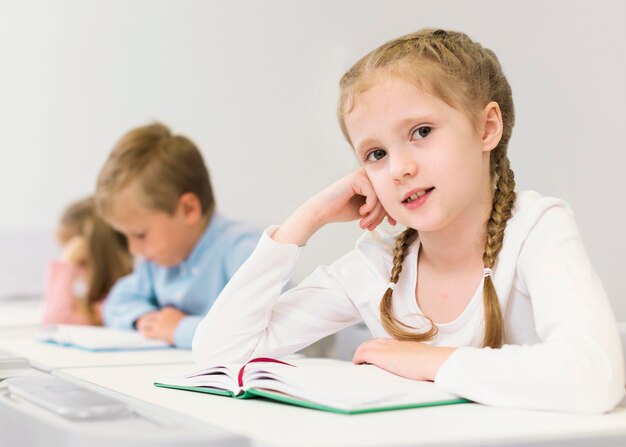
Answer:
[{"left": 102, "top": 213, "right": 261, "bottom": 348}]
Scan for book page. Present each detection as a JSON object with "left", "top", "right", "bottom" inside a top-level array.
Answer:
[
  {"left": 153, "top": 355, "right": 314, "bottom": 397},
  {"left": 156, "top": 364, "right": 241, "bottom": 395},
  {"left": 243, "top": 359, "right": 462, "bottom": 412},
  {"left": 38, "top": 325, "right": 171, "bottom": 351}
]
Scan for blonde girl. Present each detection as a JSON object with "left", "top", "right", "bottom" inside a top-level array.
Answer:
[
  {"left": 192, "top": 29, "right": 624, "bottom": 413},
  {"left": 42, "top": 197, "right": 133, "bottom": 325}
]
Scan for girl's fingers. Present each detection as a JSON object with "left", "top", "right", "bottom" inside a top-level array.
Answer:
[
  {"left": 360, "top": 203, "right": 379, "bottom": 228},
  {"left": 352, "top": 342, "right": 368, "bottom": 364},
  {"left": 354, "top": 172, "right": 395, "bottom": 229},
  {"left": 354, "top": 173, "right": 378, "bottom": 216},
  {"left": 362, "top": 201, "right": 390, "bottom": 231},
  {"left": 368, "top": 203, "right": 386, "bottom": 228},
  {"left": 352, "top": 339, "right": 383, "bottom": 364}
]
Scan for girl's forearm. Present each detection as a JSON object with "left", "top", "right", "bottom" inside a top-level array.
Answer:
[{"left": 272, "top": 199, "right": 327, "bottom": 246}]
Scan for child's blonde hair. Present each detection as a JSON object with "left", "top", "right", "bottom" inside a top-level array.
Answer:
[
  {"left": 59, "top": 197, "right": 133, "bottom": 324},
  {"left": 338, "top": 29, "right": 516, "bottom": 348},
  {"left": 95, "top": 122, "right": 215, "bottom": 218}
]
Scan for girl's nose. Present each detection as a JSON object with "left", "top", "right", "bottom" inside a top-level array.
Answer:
[{"left": 390, "top": 148, "right": 418, "bottom": 181}]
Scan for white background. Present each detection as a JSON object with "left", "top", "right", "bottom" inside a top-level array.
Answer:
[{"left": 1, "top": 0, "right": 625, "bottom": 320}]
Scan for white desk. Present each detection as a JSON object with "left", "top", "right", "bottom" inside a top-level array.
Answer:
[
  {"left": 0, "top": 296, "right": 42, "bottom": 327},
  {"left": 0, "top": 298, "right": 244, "bottom": 445},
  {"left": 0, "top": 297, "right": 193, "bottom": 370},
  {"left": 0, "top": 369, "right": 248, "bottom": 447},
  {"left": 55, "top": 362, "right": 626, "bottom": 447},
  {"left": 0, "top": 337, "right": 193, "bottom": 371},
  {"left": 0, "top": 316, "right": 241, "bottom": 446},
  {"left": 3, "top": 298, "right": 625, "bottom": 446}
]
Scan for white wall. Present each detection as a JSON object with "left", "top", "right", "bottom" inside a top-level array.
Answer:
[{"left": 1, "top": 0, "right": 625, "bottom": 319}]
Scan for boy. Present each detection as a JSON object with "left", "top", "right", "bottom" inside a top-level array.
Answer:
[{"left": 95, "top": 123, "right": 260, "bottom": 348}]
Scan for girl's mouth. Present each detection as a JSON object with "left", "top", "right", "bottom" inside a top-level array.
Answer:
[{"left": 403, "top": 187, "right": 435, "bottom": 204}]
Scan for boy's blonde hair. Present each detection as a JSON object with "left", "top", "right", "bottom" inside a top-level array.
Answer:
[
  {"left": 338, "top": 29, "right": 516, "bottom": 348},
  {"left": 96, "top": 123, "right": 215, "bottom": 217},
  {"left": 59, "top": 197, "right": 133, "bottom": 324}
]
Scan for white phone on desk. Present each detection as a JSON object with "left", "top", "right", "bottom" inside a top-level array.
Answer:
[{"left": 5, "top": 375, "right": 131, "bottom": 421}]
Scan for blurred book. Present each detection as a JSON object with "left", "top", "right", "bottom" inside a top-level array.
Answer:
[{"left": 39, "top": 325, "right": 172, "bottom": 352}]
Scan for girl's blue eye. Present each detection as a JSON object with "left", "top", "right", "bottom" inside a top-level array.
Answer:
[
  {"left": 366, "top": 149, "right": 386, "bottom": 162},
  {"left": 411, "top": 126, "right": 432, "bottom": 140}
]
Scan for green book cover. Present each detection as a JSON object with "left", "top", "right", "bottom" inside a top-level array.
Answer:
[{"left": 154, "top": 357, "right": 470, "bottom": 415}]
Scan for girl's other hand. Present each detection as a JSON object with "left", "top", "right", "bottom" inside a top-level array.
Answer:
[{"left": 352, "top": 338, "right": 456, "bottom": 381}]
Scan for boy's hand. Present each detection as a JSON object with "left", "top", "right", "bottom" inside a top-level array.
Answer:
[
  {"left": 352, "top": 339, "right": 456, "bottom": 381},
  {"left": 136, "top": 307, "right": 186, "bottom": 344}
]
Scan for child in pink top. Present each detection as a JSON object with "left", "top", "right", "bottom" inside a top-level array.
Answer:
[{"left": 41, "top": 197, "right": 133, "bottom": 325}]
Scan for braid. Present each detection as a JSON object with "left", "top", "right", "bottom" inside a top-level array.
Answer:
[
  {"left": 481, "top": 153, "right": 516, "bottom": 347},
  {"left": 389, "top": 229, "right": 418, "bottom": 285},
  {"left": 380, "top": 228, "right": 438, "bottom": 341}
]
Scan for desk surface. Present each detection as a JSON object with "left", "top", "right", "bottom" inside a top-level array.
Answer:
[
  {"left": 0, "top": 338, "right": 192, "bottom": 371},
  {"left": 0, "top": 298, "right": 193, "bottom": 370},
  {"left": 0, "top": 297, "right": 42, "bottom": 327},
  {"left": 56, "top": 363, "right": 626, "bottom": 447},
  {"left": 3, "top": 299, "right": 625, "bottom": 446}
]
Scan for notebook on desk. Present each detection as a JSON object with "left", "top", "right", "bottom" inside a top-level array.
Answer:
[
  {"left": 39, "top": 325, "right": 172, "bottom": 352},
  {"left": 155, "top": 357, "right": 469, "bottom": 414}
]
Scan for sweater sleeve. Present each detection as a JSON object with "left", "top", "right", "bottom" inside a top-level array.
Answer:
[
  {"left": 192, "top": 227, "right": 362, "bottom": 367},
  {"left": 435, "top": 204, "right": 625, "bottom": 413},
  {"left": 41, "top": 260, "right": 92, "bottom": 325}
]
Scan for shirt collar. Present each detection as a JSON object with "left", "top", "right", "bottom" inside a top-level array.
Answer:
[{"left": 178, "top": 212, "right": 224, "bottom": 271}]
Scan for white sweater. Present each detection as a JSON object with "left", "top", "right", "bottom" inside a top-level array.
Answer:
[{"left": 193, "top": 190, "right": 625, "bottom": 413}]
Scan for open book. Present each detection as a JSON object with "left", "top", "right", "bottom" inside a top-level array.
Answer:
[
  {"left": 154, "top": 357, "right": 469, "bottom": 414},
  {"left": 39, "top": 325, "right": 172, "bottom": 352}
]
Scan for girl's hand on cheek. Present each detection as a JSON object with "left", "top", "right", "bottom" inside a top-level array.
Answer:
[
  {"left": 273, "top": 169, "right": 394, "bottom": 246},
  {"left": 311, "top": 168, "right": 390, "bottom": 230},
  {"left": 352, "top": 338, "right": 456, "bottom": 382}
]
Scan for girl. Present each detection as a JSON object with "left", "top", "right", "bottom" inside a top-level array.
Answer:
[
  {"left": 41, "top": 197, "right": 133, "bottom": 325},
  {"left": 192, "top": 29, "right": 625, "bottom": 413}
]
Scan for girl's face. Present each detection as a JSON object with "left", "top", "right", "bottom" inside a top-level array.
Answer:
[{"left": 344, "top": 76, "right": 495, "bottom": 235}]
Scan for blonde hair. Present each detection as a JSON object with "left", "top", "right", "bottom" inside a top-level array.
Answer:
[
  {"left": 59, "top": 197, "right": 133, "bottom": 324},
  {"left": 95, "top": 122, "right": 215, "bottom": 217},
  {"left": 338, "top": 29, "right": 516, "bottom": 348}
]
